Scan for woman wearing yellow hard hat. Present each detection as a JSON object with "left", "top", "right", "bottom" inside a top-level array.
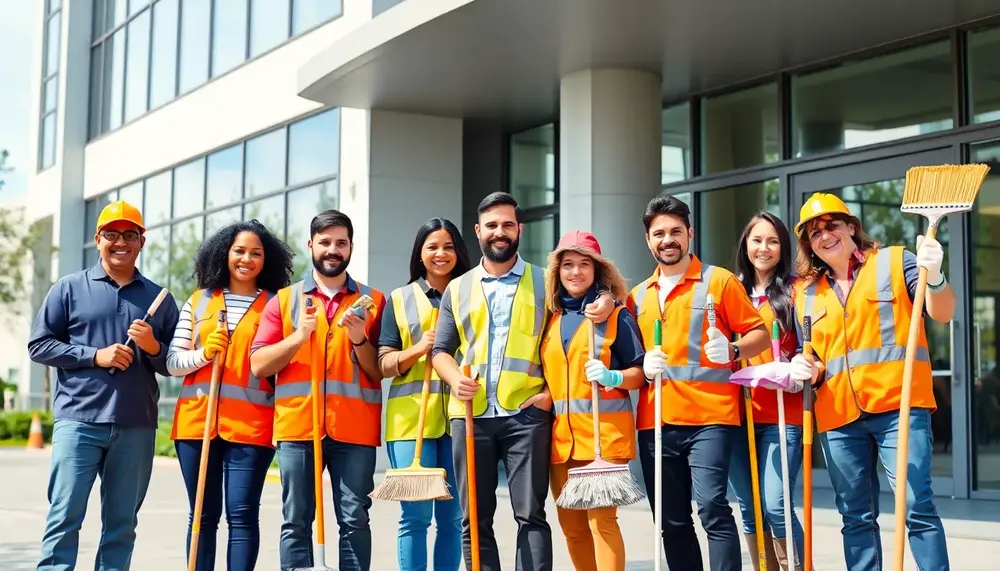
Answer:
[{"left": 791, "top": 192, "right": 955, "bottom": 571}]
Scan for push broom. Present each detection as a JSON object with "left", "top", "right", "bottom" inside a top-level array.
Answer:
[
  {"left": 555, "top": 320, "right": 644, "bottom": 510},
  {"left": 187, "top": 310, "right": 227, "bottom": 571},
  {"left": 801, "top": 316, "right": 814, "bottom": 571},
  {"left": 891, "top": 163, "right": 989, "bottom": 571},
  {"left": 370, "top": 308, "right": 452, "bottom": 502},
  {"left": 772, "top": 320, "right": 797, "bottom": 571}
]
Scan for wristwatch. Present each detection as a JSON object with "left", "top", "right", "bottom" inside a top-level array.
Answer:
[{"left": 731, "top": 343, "right": 740, "bottom": 361}]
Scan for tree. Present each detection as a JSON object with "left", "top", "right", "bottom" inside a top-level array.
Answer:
[{"left": 0, "top": 151, "right": 49, "bottom": 315}]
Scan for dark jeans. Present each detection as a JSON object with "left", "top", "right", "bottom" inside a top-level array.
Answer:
[
  {"left": 276, "top": 438, "right": 376, "bottom": 571},
  {"left": 450, "top": 405, "right": 553, "bottom": 571},
  {"left": 175, "top": 439, "right": 275, "bottom": 571},
  {"left": 638, "top": 424, "right": 742, "bottom": 571}
]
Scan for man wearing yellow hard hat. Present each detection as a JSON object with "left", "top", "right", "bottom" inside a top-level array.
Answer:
[
  {"left": 791, "top": 192, "right": 954, "bottom": 571},
  {"left": 27, "top": 200, "right": 180, "bottom": 570}
]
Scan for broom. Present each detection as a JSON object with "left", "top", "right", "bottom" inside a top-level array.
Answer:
[
  {"left": 555, "top": 320, "right": 644, "bottom": 510},
  {"left": 773, "top": 320, "right": 797, "bottom": 571},
  {"left": 801, "top": 316, "right": 814, "bottom": 571},
  {"left": 891, "top": 163, "right": 989, "bottom": 571},
  {"left": 187, "top": 310, "right": 227, "bottom": 571},
  {"left": 370, "top": 308, "right": 452, "bottom": 502}
]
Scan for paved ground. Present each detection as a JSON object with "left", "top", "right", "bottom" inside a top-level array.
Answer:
[{"left": 3, "top": 448, "right": 1000, "bottom": 570}]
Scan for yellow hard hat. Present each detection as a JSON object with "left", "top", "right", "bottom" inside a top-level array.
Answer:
[
  {"left": 96, "top": 200, "right": 145, "bottom": 233},
  {"left": 794, "top": 192, "right": 856, "bottom": 237}
]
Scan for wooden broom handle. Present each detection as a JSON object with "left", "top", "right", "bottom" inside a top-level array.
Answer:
[
  {"left": 462, "top": 364, "right": 481, "bottom": 571},
  {"left": 188, "top": 311, "right": 227, "bottom": 571},
  {"left": 412, "top": 308, "right": 439, "bottom": 464},
  {"left": 587, "top": 320, "right": 602, "bottom": 459},
  {"left": 306, "top": 296, "right": 326, "bottom": 550}
]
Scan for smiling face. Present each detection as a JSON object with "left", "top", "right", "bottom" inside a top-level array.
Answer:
[
  {"left": 422, "top": 228, "right": 458, "bottom": 279},
  {"left": 310, "top": 225, "right": 352, "bottom": 278},
  {"left": 228, "top": 231, "right": 265, "bottom": 286},
  {"left": 645, "top": 213, "right": 693, "bottom": 266},
  {"left": 475, "top": 205, "right": 521, "bottom": 264},
  {"left": 559, "top": 251, "right": 596, "bottom": 297},
  {"left": 746, "top": 219, "right": 781, "bottom": 274},
  {"left": 95, "top": 220, "right": 144, "bottom": 271},
  {"left": 806, "top": 214, "right": 857, "bottom": 267}
]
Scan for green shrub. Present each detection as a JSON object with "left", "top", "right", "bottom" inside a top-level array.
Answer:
[
  {"left": 155, "top": 422, "right": 176, "bottom": 457},
  {"left": 0, "top": 411, "right": 54, "bottom": 442}
]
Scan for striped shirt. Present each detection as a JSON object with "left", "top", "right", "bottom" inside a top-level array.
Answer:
[{"left": 166, "top": 289, "right": 262, "bottom": 377}]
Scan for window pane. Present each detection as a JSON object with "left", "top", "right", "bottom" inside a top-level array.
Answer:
[
  {"left": 205, "top": 206, "right": 242, "bottom": 236},
  {"left": 144, "top": 170, "right": 172, "bottom": 226},
  {"left": 211, "top": 0, "right": 248, "bottom": 77},
  {"left": 103, "top": 29, "right": 126, "bottom": 132},
  {"left": 129, "top": 0, "right": 150, "bottom": 15},
  {"left": 40, "top": 113, "right": 57, "bottom": 169},
  {"left": 286, "top": 182, "right": 338, "bottom": 278},
  {"left": 206, "top": 145, "right": 243, "bottom": 209},
  {"left": 173, "top": 158, "right": 205, "bottom": 219},
  {"left": 89, "top": 45, "right": 103, "bottom": 139},
  {"left": 250, "top": 0, "right": 290, "bottom": 57},
  {"left": 106, "top": 0, "right": 127, "bottom": 32},
  {"left": 123, "top": 10, "right": 151, "bottom": 123},
  {"left": 84, "top": 246, "right": 99, "bottom": 269},
  {"left": 85, "top": 193, "right": 117, "bottom": 242},
  {"left": 792, "top": 41, "right": 953, "bottom": 157},
  {"left": 288, "top": 110, "right": 340, "bottom": 185},
  {"left": 518, "top": 216, "right": 555, "bottom": 267},
  {"left": 244, "top": 195, "right": 286, "bottom": 257},
  {"left": 93, "top": 0, "right": 108, "bottom": 40},
  {"left": 140, "top": 225, "right": 171, "bottom": 287},
  {"left": 696, "top": 180, "right": 780, "bottom": 269},
  {"left": 149, "top": 0, "right": 179, "bottom": 109},
  {"left": 168, "top": 218, "right": 204, "bottom": 299},
  {"left": 118, "top": 181, "right": 143, "bottom": 211},
  {"left": 245, "top": 128, "right": 287, "bottom": 197},
  {"left": 662, "top": 102, "right": 692, "bottom": 184},
  {"left": 509, "top": 124, "right": 555, "bottom": 208},
  {"left": 44, "top": 12, "right": 61, "bottom": 76},
  {"left": 178, "top": 0, "right": 210, "bottom": 93},
  {"left": 969, "top": 27, "right": 1000, "bottom": 124},
  {"left": 44, "top": 76, "right": 58, "bottom": 114},
  {"left": 701, "top": 83, "right": 779, "bottom": 174},
  {"left": 291, "top": 0, "right": 341, "bottom": 35}
]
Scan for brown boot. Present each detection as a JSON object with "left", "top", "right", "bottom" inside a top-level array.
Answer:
[
  {"left": 743, "top": 533, "right": 781, "bottom": 570},
  {"left": 771, "top": 537, "right": 800, "bottom": 571}
]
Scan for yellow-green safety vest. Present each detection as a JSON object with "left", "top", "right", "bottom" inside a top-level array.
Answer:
[{"left": 445, "top": 262, "right": 548, "bottom": 418}]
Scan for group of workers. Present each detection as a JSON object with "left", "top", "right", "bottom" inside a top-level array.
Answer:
[{"left": 26, "top": 186, "right": 954, "bottom": 571}]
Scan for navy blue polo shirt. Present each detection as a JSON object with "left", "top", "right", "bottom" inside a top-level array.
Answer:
[{"left": 26, "top": 263, "right": 180, "bottom": 428}]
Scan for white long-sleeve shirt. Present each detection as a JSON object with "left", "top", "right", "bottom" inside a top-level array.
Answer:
[{"left": 166, "top": 289, "right": 262, "bottom": 377}]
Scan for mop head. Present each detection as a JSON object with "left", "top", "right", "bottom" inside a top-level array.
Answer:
[
  {"left": 555, "top": 459, "right": 645, "bottom": 510},
  {"left": 369, "top": 466, "right": 453, "bottom": 502}
]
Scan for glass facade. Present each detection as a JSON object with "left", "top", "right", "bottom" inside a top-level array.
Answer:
[
  {"left": 39, "top": 0, "right": 62, "bottom": 170},
  {"left": 89, "top": 0, "right": 343, "bottom": 139}
]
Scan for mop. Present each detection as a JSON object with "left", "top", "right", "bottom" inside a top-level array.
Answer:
[
  {"left": 891, "top": 163, "right": 989, "bottom": 571},
  {"left": 461, "top": 364, "right": 482, "bottom": 571},
  {"left": 801, "top": 316, "right": 814, "bottom": 571},
  {"left": 187, "top": 310, "right": 227, "bottom": 571},
  {"left": 370, "top": 308, "right": 452, "bottom": 502},
  {"left": 555, "top": 320, "right": 644, "bottom": 510},
  {"left": 108, "top": 287, "right": 170, "bottom": 376},
  {"left": 652, "top": 318, "right": 664, "bottom": 571}
]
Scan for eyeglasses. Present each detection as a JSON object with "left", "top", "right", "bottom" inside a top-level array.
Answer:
[{"left": 100, "top": 230, "right": 142, "bottom": 243}]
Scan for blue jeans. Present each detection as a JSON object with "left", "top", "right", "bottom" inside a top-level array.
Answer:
[
  {"left": 386, "top": 435, "right": 463, "bottom": 571},
  {"left": 175, "top": 438, "right": 275, "bottom": 571},
  {"left": 276, "top": 438, "right": 376, "bottom": 571},
  {"left": 37, "top": 420, "right": 155, "bottom": 571},
  {"left": 820, "top": 409, "right": 949, "bottom": 571},
  {"left": 728, "top": 422, "right": 804, "bottom": 557}
]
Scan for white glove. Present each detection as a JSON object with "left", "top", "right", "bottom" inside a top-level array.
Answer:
[
  {"left": 703, "top": 327, "right": 731, "bottom": 365},
  {"left": 643, "top": 348, "right": 667, "bottom": 380},
  {"left": 916, "top": 234, "right": 944, "bottom": 285},
  {"left": 785, "top": 354, "right": 814, "bottom": 393}
]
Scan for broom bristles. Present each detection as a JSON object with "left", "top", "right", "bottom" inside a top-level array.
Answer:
[
  {"left": 555, "top": 465, "right": 645, "bottom": 510},
  {"left": 370, "top": 467, "right": 452, "bottom": 502},
  {"left": 902, "top": 163, "right": 990, "bottom": 207}
]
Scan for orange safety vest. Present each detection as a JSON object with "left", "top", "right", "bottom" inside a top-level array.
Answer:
[
  {"left": 541, "top": 306, "right": 636, "bottom": 464},
  {"left": 628, "top": 257, "right": 744, "bottom": 428},
  {"left": 794, "top": 246, "right": 934, "bottom": 433},
  {"left": 272, "top": 279, "right": 385, "bottom": 446},
  {"left": 171, "top": 289, "right": 275, "bottom": 447},
  {"left": 745, "top": 298, "right": 803, "bottom": 426}
]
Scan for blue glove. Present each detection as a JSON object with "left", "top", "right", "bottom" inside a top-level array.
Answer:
[{"left": 585, "top": 358, "right": 623, "bottom": 388}]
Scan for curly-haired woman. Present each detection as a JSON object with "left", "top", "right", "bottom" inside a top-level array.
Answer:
[{"left": 167, "top": 219, "right": 294, "bottom": 571}]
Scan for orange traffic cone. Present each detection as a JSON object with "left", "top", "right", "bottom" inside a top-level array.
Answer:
[{"left": 26, "top": 413, "right": 44, "bottom": 450}]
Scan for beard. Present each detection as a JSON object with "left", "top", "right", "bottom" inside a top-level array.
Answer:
[
  {"left": 313, "top": 251, "right": 350, "bottom": 278},
  {"left": 655, "top": 241, "right": 687, "bottom": 266},
  {"left": 481, "top": 235, "right": 519, "bottom": 264}
]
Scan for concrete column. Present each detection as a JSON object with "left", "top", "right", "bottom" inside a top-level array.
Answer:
[{"left": 559, "top": 68, "right": 663, "bottom": 286}]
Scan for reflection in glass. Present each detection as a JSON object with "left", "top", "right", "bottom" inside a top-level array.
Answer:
[
  {"left": 518, "top": 216, "right": 555, "bottom": 267},
  {"left": 968, "top": 27, "right": 1000, "bottom": 125},
  {"left": 206, "top": 145, "right": 244, "bottom": 209},
  {"left": 292, "top": 0, "right": 342, "bottom": 35},
  {"left": 123, "top": 10, "right": 150, "bottom": 123},
  {"left": 661, "top": 103, "right": 691, "bottom": 184},
  {"left": 509, "top": 124, "right": 555, "bottom": 209},
  {"left": 149, "top": 0, "right": 179, "bottom": 109},
  {"left": 288, "top": 110, "right": 340, "bottom": 186},
  {"left": 286, "top": 182, "right": 338, "bottom": 279},
  {"left": 245, "top": 129, "right": 287, "bottom": 197},
  {"left": 168, "top": 218, "right": 204, "bottom": 301},
  {"left": 118, "top": 181, "right": 143, "bottom": 211},
  {"left": 173, "top": 159, "right": 205, "bottom": 219},
  {"left": 211, "top": 0, "right": 249, "bottom": 77},
  {"left": 144, "top": 171, "right": 172, "bottom": 226},
  {"left": 45, "top": 12, "right": 60, "bottom": 77},
  {"left": 105, "top": 28, "right": 125, "bottom": 132},
  {"left": 85, "top": 193, "right": 117, "bottom": 241},
  {"left": 244, "top": 195, "right": 286, "bottom": 242},
  {"left": 178, "top": 0, "right": 210, "bottom": 94},
  {"left": 205, "top": 206, "right": 243, "bottom": 236},
  {"left": 41, "top": 114, "right": 57, "bottom": 169},
  {"left": 697, "top": 180, "right": 780, "bottom": 269},
  {"left": 792, "top": 41, "right": 953, "bottom": 157},
  {"left": 139, "top": 226, "right": 171, "bottom": 288},
  {"left": 250, "top": 0, "right": 290, "bottom": 57},
  {"left": 702, "top": 83, "right": 779, "bottom": 174}
]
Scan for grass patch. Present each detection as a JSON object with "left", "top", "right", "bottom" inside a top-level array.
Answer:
[{"left": 0, "top": 439, "right": 28, "bottom": 447}]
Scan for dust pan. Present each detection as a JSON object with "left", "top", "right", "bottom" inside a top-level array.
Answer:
[
  {"left": 370, "top": 308, "right": 452, "bottom": 503},
  {"left": 555, "top": 321, "right": 644, "bottom": 510}
]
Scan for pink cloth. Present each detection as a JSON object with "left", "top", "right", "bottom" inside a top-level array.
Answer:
[{"left": 729, "top": 362, "right": 803, "bottom": 392}]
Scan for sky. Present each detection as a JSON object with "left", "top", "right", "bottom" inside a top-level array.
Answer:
[{"left": 0, "top": 0, "right": 37, "bottom": 203}]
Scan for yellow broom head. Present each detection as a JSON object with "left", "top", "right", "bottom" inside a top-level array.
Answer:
[
  {"left": 901, "top": 164, "right": 990, "bottom": 222},
  {"left": 369, "top": 466, "right": 452, "bottom": 502}
]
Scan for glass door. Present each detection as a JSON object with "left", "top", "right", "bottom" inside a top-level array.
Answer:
[{"left": 789, "top": 148, "right": 968, "bottom": 498}]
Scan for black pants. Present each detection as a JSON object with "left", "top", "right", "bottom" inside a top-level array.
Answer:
[
  {"left": 638, "top": 424, "right": 742, "bottom": 571},
  {"left": 450, "top": 405, "right": 553, "bottom": 571}
]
